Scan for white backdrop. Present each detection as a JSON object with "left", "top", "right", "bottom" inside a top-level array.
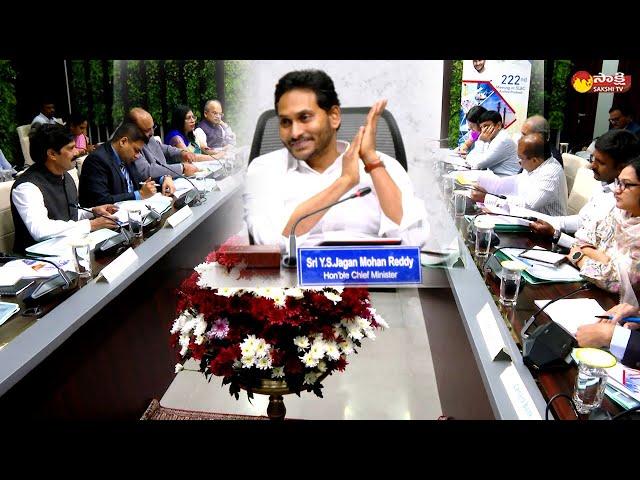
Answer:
[{"left": 235, "top": 60, "right": 445, "bottom": 168}]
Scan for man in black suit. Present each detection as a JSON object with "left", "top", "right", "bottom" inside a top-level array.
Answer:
[
  {"left": 79, "top": 122, "right": 170, "bottom": 207},
  {"left": 576, "top": 303, "right": 640, "bottom": 369}
]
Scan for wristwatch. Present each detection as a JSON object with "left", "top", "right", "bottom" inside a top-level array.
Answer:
[
  {"left": 552, "top": 229, "right": 562, "bottom": 244},
  {"left": 364, "top": 159, "right": 385, "bottom": 174},
  {"left": 570, "top": 250, "right": 584, "bottom": 266}
]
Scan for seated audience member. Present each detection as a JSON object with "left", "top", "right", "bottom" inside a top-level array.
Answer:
[
  {"left": 125, "top": 108, "right": 199, "bottom": 181},
  {"left": 457, "top": 105, "right": 486, "bottom": 156},
  {"left": 79, "top": 122, "right": 169, "bottom": 206},
  {"left": 31, "top": 99, "right": 58, "bottom": 128},
  {"left": 0, "top": 148, "right": 14, "bottom": 171},
  {"left": 10, "top": 124, "right": 118, "bottom": 253},
  {"left": 69, "top": 112, "right": 96, "bottom": 156},
  {"left": 609, "top": 103, "right": 640, "bottom": 136},
  {"left": 576, "top": 303, "right": 640, "bottom": 369},
  {"left": 520, "top": 115, "right": 563, "bottom": 166},
  {"left": 243, "top": 69, "right": 428, "bottom": 251},
  {"left": 165, "top": 105, "right": 203, "bottom": 154},
  {"left": 569, "top": 158, "right": 640, "bottom": 302},
  {"left": 530, "top": 129, "right": 640, "bottom": 247},
  {"left": 465, "top": 110, "right": 521, "bottom": 176},
  {"left": 194, "top": 100, "right": 236, "bottom": 155},
  {"left": 470, "top": 133, "right": 568, "bottom": 216}
]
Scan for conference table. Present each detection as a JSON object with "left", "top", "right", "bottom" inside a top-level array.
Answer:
[{"left": 0, "top": 172, "right": 245, "bottom": 419}]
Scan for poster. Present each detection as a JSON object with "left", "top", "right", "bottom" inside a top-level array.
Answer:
[{"left": 458, "top": 60, "right": 532, "bottom": 146}]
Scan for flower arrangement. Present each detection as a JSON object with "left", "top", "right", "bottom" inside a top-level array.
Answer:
[{"left": 171, "top": 257, "right": 388, "bottom": 400}]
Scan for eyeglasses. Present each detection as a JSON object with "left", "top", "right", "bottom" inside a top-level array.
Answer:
[
  {"left": 209, "top": 112, "right": 224, "bottom": 118},
  {"left": 614, "top": 178, "right": 640, "bottom": 191}
]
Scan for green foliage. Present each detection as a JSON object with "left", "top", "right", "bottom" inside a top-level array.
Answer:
[
  {"left": 0, "top": 60, "right": 17, "bottom": 163},
  {"left": 549, "top": 60, "right": 573, "bottom": 131},
  {"left": 527, "top": 60, "right": 545, "bottom": 117},
  {"left": 224, "top": 60, "right": 247, "bottom": 143},
  {"left": 447, "top": 60, "right": 463, "bottom": 148}
]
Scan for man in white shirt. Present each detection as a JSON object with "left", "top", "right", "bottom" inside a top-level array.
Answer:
[
  {"left": 471, "top": 133, "right": 568, "bottom": 216},
  {"left": 10, "top": 124, "right": 118, "bottom": 253},
  {"left": 465, "top": 110, "right": 520, "bottom": 176},
  {"left": 31, "top": 100, "right": 59, "bottom": 128},
  {"left": 529, "top": 129, "right": 640, "bottom": 247},
  {"left": 244, "top": 69, "right": 428, "bottom": 251}
]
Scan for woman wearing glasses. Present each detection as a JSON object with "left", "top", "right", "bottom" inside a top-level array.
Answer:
[
  {"left": 165, "top": 105, "right": 203, "bottom": 154},
  {"left": 569, "top": 157, "right": 640, "bottom": 304}
]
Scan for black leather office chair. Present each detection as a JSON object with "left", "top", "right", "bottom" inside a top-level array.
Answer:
[{"left": 249, "top": 107, "right": 407, "bottom": 171}]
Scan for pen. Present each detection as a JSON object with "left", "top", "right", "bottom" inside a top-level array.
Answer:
[
  {"left": 461, "top": 185, "right": 508, "bottom": 200},
  {"left": 595, "top": 315, "right": 640, "bottom": 323},
  {"left": 139, "top": 182, "right": 162, "bottom": 187}
]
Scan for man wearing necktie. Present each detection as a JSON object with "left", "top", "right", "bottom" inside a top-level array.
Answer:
[{"left": 79, "top": 122, "right": 169, "bottom": 207}]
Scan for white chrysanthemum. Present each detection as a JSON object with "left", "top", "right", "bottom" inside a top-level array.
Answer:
[
  {"left": 304, "top": 372, "right": 319, "bottom": 385},
  {"left": 273, "top": 295, "right": 287, "bottom": 307},
  {"left": 309, "top": 341, "right": 326, "bottom": 360},
  {"left": 175, "top": 363, "right": 184, "bottom": 373},
  {"left": 284, "top": 288, "right": 305, "bottom": 298},
  {"left": 193, "top": 314, "right": 207, "bottom": 337},
  {"left": 215, "top": 287, "right": 242, "bottom": 297},
  {"left": 180, "top": 318, "right": 196, "bottom": 335},
  {"left": 339, "top": 339, "right": 355, "bottom": 355},
  {"left": 293, "top": 336, "right": 310, "bottom": 350},
  {"left": 240, "top": 335, "right": 259, "bottom": 355},
  {"left": 251, "top": 287, "right": 285, "bottom": 300},
  {"left": 332, "top": 286, "right": 344, "bottom": 293},
  {"left": 256, "top": 356, "right": 272, "bottom": 370},
  {"left": 241, "top": 355, "right": 255, "bottom": 368},
  {"left": 301, "top": 352, "right": 319, "bottom": 368},
  {"left": 170, "top": 313, "right": 188, "bottom": 334},
  {"left": 254, "top": 340, "right": 271, "bottom": 358},
  {"left": 271, "top": 366, "right": 285, "bottom": 378},
  {"left": 324, "top": 341, "right": 340, "bottom": 360},
  {"left": 355, "top": 316, "right": 371, "bottom": 330},
  {"left": 323, "top": 291, "right": 342, "bottom": 304},
  {"left": 317, "top": 360, "right": 327, "bottom": 373},
  {"left": 195, "top": 335, "right": 205, "bottom": 345},
  {"left": 363, "top": 328, "right": 376, "bottom": 340}
]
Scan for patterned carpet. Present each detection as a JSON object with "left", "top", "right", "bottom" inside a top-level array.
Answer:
[{"left": 141, "top": 399, "right": 270, "bottom": 420}]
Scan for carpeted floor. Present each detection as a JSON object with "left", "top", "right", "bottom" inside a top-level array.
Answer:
[{"left": 141, "top": 399, "right": 270, "bottom": 420}]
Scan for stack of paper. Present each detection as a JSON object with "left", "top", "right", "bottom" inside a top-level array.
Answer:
[
  {"left": 114, "top": 194, "right": 172, "bottom": 223},
  {"left": 25, "top": 229, "right": 119, "bottom": 257},
  {"left": 533, "top": 298, "right": 604, "bottom": 335},
  {"left": 500, "top": 248, "right": 583, "bottom": 283},
  {"left": 606, "top": 362, "right": 640, "bottom": 407}
]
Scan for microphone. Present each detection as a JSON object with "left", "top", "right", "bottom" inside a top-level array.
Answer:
[
  {"left": 0, "top": 253, "right": 78, "bottom": 304},
  {"left": 521, "top": 282, "right": 592, "bottom": 371},
  {"left": 154, "top": 162, "right": 205, "bottom": 208},
  {"left": 282, "top": 187, "right": 372, "bottom": 268},
  {"left": 70, "top": 203, "right": 132, "bottom": 257}
]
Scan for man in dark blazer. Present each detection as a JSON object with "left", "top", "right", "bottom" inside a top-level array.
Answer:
[
  {"left": 576, "top": 303, "right": 640, "bottom": 369},
  {"left": 79, "top": 122, "right": 170, "bottom": 207}
]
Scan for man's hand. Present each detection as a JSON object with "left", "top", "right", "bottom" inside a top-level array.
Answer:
[
  {"left": 89, "top": 216, "right": 119, "bottom": 231},
  {"left": 162, "top": 176, "right": 175, "bottom": 196},
  {"left": 469, "top": 184, "right": 486, "bottom": 203},
  {"left": 341, "top": 126, "right": 365, "bottom": 188},
  {"left": 181, "top": 151, "right": 196, "bottom": 163},
  {"left": 182, "top": 162, "right": 198, "bottom": 177},
  {"left": 139, "top": 177, "right": 157, "bottom": 199},
  {"left": 92, "top": 204, "right": 119, "bottom": 217},
  {"left": 575, "top": 323, "right": 615, "bottom": 349},
  {"left": 359, "top": 99, "right": 387, "bottom": 165},
  {"left": 530, "top": 219, "right": 555, "bottom": 237},
  {"left": 479, "top": 124, "right": 498, "bottom": 142},
  {"left": 606, "top": 303, "right": 640, "bottom": 328}
]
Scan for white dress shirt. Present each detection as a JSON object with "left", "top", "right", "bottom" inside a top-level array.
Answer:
[
  {"left": 31, "top": 113, "right": 58, "bottom": 126},
  {"left": 610, "top": 325, "right": 632, "bottom": 361},
  {"left": 243, "top": 141, "right": 429, "bottom": 251},
  {"left": 11, "top": 182, "right": 94, "bottom": 242},
  {"left": 465, "top": 129, "right": 521, "bottom": 176},
  {"left": 479, "top": 157, "right": 568, "bottom": 216}
]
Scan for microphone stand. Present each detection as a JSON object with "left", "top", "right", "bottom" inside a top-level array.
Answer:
[{"left": 282, "top": 187, "right": 372, "bottom": 268}]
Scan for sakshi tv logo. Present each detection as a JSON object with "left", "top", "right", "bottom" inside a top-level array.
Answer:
[{"left": 571, "top": 71, "right": 631, "bottom": 93}]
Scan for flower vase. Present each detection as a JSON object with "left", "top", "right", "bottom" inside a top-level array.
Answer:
[{"left": 239, "top": 378, "right": 292, "bottom": 420}]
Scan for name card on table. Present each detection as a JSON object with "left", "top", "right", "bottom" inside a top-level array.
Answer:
[
  {"left": 97, "top": 247, "right": 138, "bottom": 283},
  {"left": 499, "top": 364, "right": 542, "bottom": 420},
  {"left": 166, "top": 205, "right": 193, "bottom": 228},
  {"left": 476, "top": 303, "right": 511, "bottom": 361},
  {"left": 298, "top": 246, "right": 422, "bottom": 286}
]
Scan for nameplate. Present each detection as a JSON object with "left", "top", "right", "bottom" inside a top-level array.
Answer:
[
  {"left": 476, "top": 303, "right": 511, "bottom": 361},
  {"left": 499, "top": 364, "right": 542, "bottom": 420},
  {"left": 298, "top": 246, "right": 422, "bottom": 286},
  {"left": 98, "top": 247, "right": 138, "bottom": 283},
  {"left": 166, "top": 205, "right": 193, "bottom": 227}
]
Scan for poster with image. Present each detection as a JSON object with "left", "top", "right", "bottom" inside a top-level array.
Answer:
[{"left": 458, "top": 60, "right": 532, "bottom": 146}]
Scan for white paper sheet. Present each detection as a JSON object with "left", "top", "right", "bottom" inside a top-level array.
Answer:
[{"left": 533, "top": 298, "right": 605, "bottom": 335}]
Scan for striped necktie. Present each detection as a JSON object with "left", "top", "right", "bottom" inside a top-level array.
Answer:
[{"left": 120, "top": 162, "right": 134, "bottom": 193}]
